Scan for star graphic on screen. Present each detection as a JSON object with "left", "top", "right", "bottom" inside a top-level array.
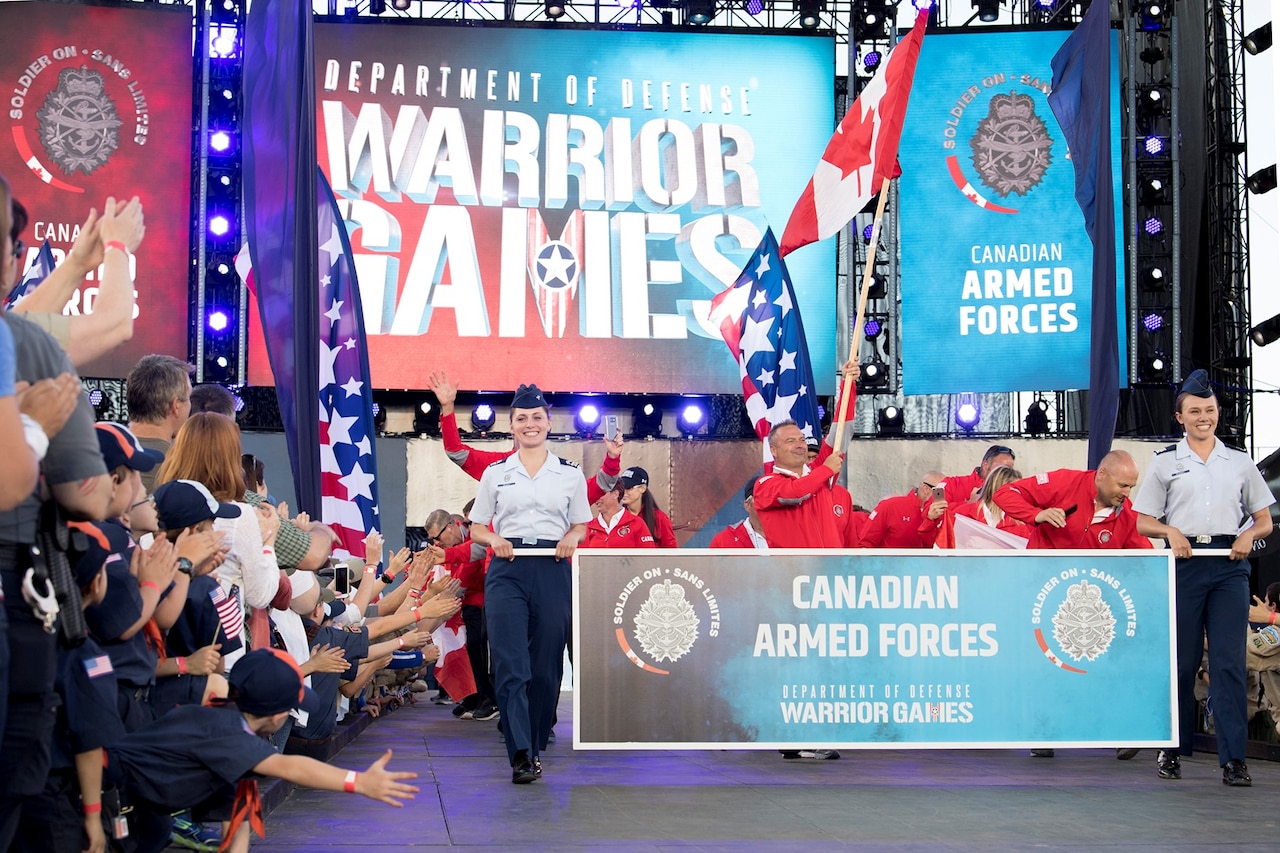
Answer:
[{"left": 536, "top": 242, "right": 578, "bottom": 289}]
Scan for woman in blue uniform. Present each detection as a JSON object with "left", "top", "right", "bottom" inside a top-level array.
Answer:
[
  {"left": 1134, "top": 369, "right": 1274, "bottom": 786},
  {"left": 469, "top": 384, "right": 590, "bottom": 784}
]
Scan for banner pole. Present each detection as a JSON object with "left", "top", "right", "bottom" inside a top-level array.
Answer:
[{"left": 831, "top": 176, "right": 892, "bottom": 451}]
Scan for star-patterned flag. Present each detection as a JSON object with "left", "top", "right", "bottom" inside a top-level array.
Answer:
[
  {"left": 709, "top": 228, "right": 821, "bottom": 447},
  {"left": 316, "top": 170, "right": 381, "bottom": 560},
  {"left": 5, "top": 239, "right": 55, "bottom": 307},
  {"left": 779, "top": 7, "right": 929, "bottom": 257}
]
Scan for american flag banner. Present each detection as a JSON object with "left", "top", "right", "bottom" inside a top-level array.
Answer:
[
  {"left": 210, "top": 583, "right": 245, "bottom": 646},
  {"left": 316, "top": 169, "right": 381, "bottom": 561},
  {"left": 427, "top": 566, "right": 477, "bottom": 702},
  {"left": 5, "top": 239, "right": 55, "bottom": 307},
  {"left": 83, "top": 654, "right": 114, "bottom": 680},
  {"left": 708, "top": 227, "right": 822, "bottom": 445}
]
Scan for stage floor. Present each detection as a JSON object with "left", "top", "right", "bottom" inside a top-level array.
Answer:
[{"left": 259, "top": 694, "right": 1277, "bottom": 851}]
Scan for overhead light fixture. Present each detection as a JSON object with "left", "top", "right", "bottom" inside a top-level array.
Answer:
[
  {"left": 1025, "top": 399, "right": 1050, "bottom": 436},
  {"left": 859, "top": 360, "right": 889, "bottom": 390},
  {"left": 574, "top": 403, "right": 602, "bottom": 437},
  {"left": 414, "top": 400, "right": 440, "bottom": 436},
  {"left": 546, "top": 0, "right": 568, "bottom": 19},
  {"left": 1247, "top": 164, "right": 1277, "bottom": 195},
  {"left": 632, "top": 402, "right": 663, "bottom": 438},
  {"left": 677, "top": 401, "right": 707, "bottom": 437},
  {"left": 1141, "top": 265, "right": 1167, "bottom": 291},
  {"left": 877, "top": 405, "right": 905, "bottom": 436},
  {"left": 798, "top": 0, "right": 823, "bottom": 29},
  {"left": 1250, "top": 312, "right": 1280, "bottom": 347},
  {"left": 470, "top": 403, "right": 497, "bottom": 433},
  {"left": 1142, "top": 351, "right": 1171, "bottom": 382},
  {"left": 972, "top": 0, "right": 1000, "bottom": 23},
  {"left": 954, "top": 394, "right": 981, "bottom": 432},
  {"left": 1244, "top": 22, "right": 1273, "bottom": 55},
  {"left": 392, "top": 0, "right": 414, "bottom": 9},
  {"left": 372, "top": 400, "right": 388, "bottom": 434},
  {"left": 88, "top": 388, "right": 113, "bottom": 422},
  {"left": 686, "top": 0, "right": 715, "bottom": 24}
]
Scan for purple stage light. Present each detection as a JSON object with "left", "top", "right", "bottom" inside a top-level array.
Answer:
[
  {"left": 233, "top": 394, "right": 245, "bottom": 413},
  {"left": 1143, "top": 312, "right": 1164, "bottom": 332},
  {"left": 574, "top": 403, "right": 602, "bottom": 434},
  {"left": 1144, "top": 136, "right": 1164, "bottom": 156},
  {"left": 208, "top": 215, "right": 230, "bottom": 237},
  {"left": 1144, "top": 217, "right": 1163, "bottom": 236},
  {"left": 864, "top": 318, "right": 882, "bottom": 337},
  {"left": 746, "top": 0, "right": 764, "bottom": 14},
  {"left": 862, "top": 223, "right": 875, "bottom": 240},
  {"left": 209, "top": 131, "right": 231, "bottom": 153},
  {"left": 863, "top": 50, "right": 882, "bottom": 70},
  {"left": 207, "top": 310, "right": 229, "bottom": 332},
  {"left": 88, "top": 389, "right": 104, "bottom": 406},
  {"left": 955, "top": 401, "right": 980, "bottom": 430},
  {"left": 681, "top": 404, "right": 705, "bottom": 426},
  {"left": 209, "top": 24, "right": 238, "bottom": 59}
]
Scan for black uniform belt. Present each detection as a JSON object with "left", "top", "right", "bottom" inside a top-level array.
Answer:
[{"left": 1190, "top": 535, "right": 1236, "bottom": 546}]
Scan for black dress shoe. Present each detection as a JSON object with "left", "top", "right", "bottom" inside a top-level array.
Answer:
[
  {"left": 1156, "top": 750, "right": 1181, "bottom": 780},
  {"left": 512, "top": 752, "right": 537, "bottom": 784},
  {"left": 1222, "top": 759, "right": 1252, "bottom": 787},
  {"left": 532, "top": 756, "right": 542, "bottom": 778}
]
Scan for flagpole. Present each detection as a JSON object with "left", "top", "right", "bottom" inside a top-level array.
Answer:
[{"left": 831, "top": 176, "right": 892, "bottom": 451}]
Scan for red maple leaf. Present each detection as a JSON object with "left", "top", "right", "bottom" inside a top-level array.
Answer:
[{"left": 823, "top": 101, "right": 878, "bottom": 181}]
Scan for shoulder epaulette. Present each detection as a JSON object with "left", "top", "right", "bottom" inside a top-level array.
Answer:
[
  {"left": 486, "top": 458, "right": 506, "bottom": 469},
  {"left": 1155, "top": 444, "right": 1177, "bottom": 455},
  {"left": 558, "top": 457, "right": 580, "bottom": 469}
]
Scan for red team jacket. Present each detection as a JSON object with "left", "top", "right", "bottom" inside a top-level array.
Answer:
[
  {"left": 441, "top": 535, "right": 488, "bottom": 607},
  {"left": 753, "top": 466, "right": 851, "bottom": 548},
  {"left": 583, "top": 509, "right": 655, "bottom": 548},
  {"left": 994, "top": 469, "right": 1153, "bottom": 550},
  {"left": 860, "top": 492, "right": 935, "bottom": 548},
  {"left": 709, "top": 520, "right": 760, "bottom": 549}
]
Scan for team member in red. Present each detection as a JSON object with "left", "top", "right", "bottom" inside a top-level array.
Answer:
[
  {"left": 934, "top": 466, "right": 1034, "bottom": 549},
  {"left": 583, "top": 482, "right": 655, "bottom": 548},
  {"left": 620, "top": 467, "right": 678, "bottom": 547},
  {"left": 993, "top": 450, "right": 1153, "bottom": 550},
  {"left": 861, "top": 471, "right": 946, "bottom": 548},
  {"left": 753, "top": 421, "right": 847, "bottom": 548},
  {"left": 709, "top": 480, "right": 768, "bottom": 549},
  {"left": 427, "top": 369, "right": 621, "bottom": 503},
  {"left": 942, "top": 445, "right": 1017, "bottom": 503}
]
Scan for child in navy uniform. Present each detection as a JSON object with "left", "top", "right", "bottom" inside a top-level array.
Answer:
[
  {"left": 105, "top": 648, "right": 419, "bottom": 853},
  {"left": 149, "top": 479, "right": 241, "bottom": 714},
  {"left": 10, "top": 528, "right": 127, "bottom": 853}
]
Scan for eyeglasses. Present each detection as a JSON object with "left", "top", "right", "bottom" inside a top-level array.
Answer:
[
  {"left": 424, "top": 529, "right": 443, "bottom": 545},
  {"left": 129, "top": 495, "right": 155, "bottom": 510},
  {"left": 987, "top": 445, "right": 1015, "bottom": 457}
]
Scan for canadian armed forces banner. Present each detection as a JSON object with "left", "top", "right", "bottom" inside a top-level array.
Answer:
[{"left": 573, "top": 550, "right": 1175, "bottom": 749}]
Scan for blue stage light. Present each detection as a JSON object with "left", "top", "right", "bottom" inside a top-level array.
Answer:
[
  {"left": 955, "top": 396, "right": 981, "bottom": 431},
  {"left": 207, "top": 310, "right": 229, "bottom": 332},
  {"left": 471, "top": 403, "right": 496, "bottom": 432},
  {"left": 678, "top": 402, "right": 707, "bottom": 437},
  {"left": 574, "top": 403, "right": 602, "bottom": 435}
]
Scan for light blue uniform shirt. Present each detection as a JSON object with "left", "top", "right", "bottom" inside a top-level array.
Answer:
[
  {"left": 1131, "top": 437, "right": 1274, "bottom": 536},
  {"left": 470, "top": 451, "right": 592, "bottom": 543}
]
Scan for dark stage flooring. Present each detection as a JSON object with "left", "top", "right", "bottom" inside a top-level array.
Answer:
[{"left": 256, "top": 694, "right": 1278, "bottom": 851}]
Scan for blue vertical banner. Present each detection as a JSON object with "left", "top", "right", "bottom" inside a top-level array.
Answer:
[{"left": 897, "top": 31, "right": 1126, "bottom": 396}]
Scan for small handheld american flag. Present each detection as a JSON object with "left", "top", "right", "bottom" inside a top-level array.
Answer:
[{"left": 210, "top": 583, "right": 244, "bottom": 646}]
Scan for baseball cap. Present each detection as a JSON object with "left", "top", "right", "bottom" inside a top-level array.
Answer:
[
  {"left": 228, "top": 649, "right": 317, "bottom": 717},
  {"left": 620, "top": 467, "right": 649, "bottom": 488},
  {"left": 153, "top": 480, "right": 241, "bottom": 531},
  {"left": 95, "top": 422, "right": 165, "bottom": 472},
  {"left": 68, "top": 520, "right": 132, "bottom": 588}
]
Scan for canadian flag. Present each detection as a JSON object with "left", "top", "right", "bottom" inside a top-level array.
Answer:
[
  {"left": 428, "top": 566, "right": 477, "bottom": 702},
  {"left": 780, "top": 8, "right": 930, "bottom": 257}
]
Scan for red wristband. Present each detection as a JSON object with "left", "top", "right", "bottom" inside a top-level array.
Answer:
[
  {"left": 83, "top": 801, "right": 102, "bottom": 815},
  {"left": 411, "top": 607, "right": 421, "bottom": 623},
  {"left": 343, "top": 770, "right": 358, "bottom": 793},
  {"left": 176, "top": 656, "right": 188, "bottom": 675},
  {"left": 140, "top": 580, "right": 161, "bottom": 593},
  {"left": 397, "top": 637, "right": 406, "bottom": 649},
  {"left": 103, "top": 240, "right": 128, "bottom": 256},
  {"left": 1270, "top": 612, "right": 1277, "bottom": 625}
]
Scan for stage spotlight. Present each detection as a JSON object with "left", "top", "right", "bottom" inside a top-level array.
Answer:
[
  {"left": 1143, "top": 217, "right": 1163, "bottom": 236},
  {"left": 574, "top": 403, "right": 602, "bottom": 436},
  {"left": 209, "top": 131, "right": 232, "bottom": 153},
  {"left": 954, "top": 395, "right": 980, "bottom": 432},
  {"left": 1025, "top": 399, "right": 1050, "bottom": 436},
  {"left": 678, "top": 402, "right": 707, "bottom": 437},
  {"left": 1244, "top": 22, "right": 1273, "bottom": 55},
  {"left": 1139, "top": 45, "right": 1166, "bottom": 66},
  {"left": 370, "top": 0, "right": 387, "bottom": 13},
  {"left": 1139, "top": 176, "right": 1168, "bottom": 204},
  {"left": 1250, "top": 312, "right": 1280, "bottom": 347},
  {"left": 546, "top": 0, "right": 568, "bottom": 18},
  {"left": 470, "top": 403, "right": 497, "bottom": 433},
  {"left": 798, "top": 0, "right": 822, "bottom": 29},
  {"left": 207, "top": 310, "right": 230, "bottom": 332},
  {"left": 1135, "top": 1, "right": 1169, "bottom": 31},
  {"left": 88, "top": 388, "right": 112, "bottom": 421},
  {"left": 1143, "top": 136, "right": 1165, "bottom": 156},
  {"left": 392, "top": 0, "right": 413, "bottom": 8},
  {"left": 686, "top": 0, "right": 715, "bottom": 24},
  {"left": 632, "top": 402, "right": 664, "bottom": 438},
  {"left": 371, "top": 401, "right": 388, "bottom": 434},
  {"left": 233, "top": 393, "right": 245, "bottom": 414},
  {"left": 208, "top": 215, "right": 231, "bottom": 237},
  {"left": 877, "top": 405, "right": 905, "bottom": 436},
  {"left": 972, "top": 0, "right": 1000, "bottom": 23},
  {"left": 209, "top": 24, "right": 238, "bottom": 59},
  {"left": 863, "top": 318, "right": 882, "bottom": 340},
  {"left": 414, "top": 400, "right": 441, "bottom": 436},
  {"left": 863, "top": 50, "right": 882, "bottom": 72},
  {"left": 859, "top": 360, "right": 889, "bottom": 390},
  {"left": 1142, "top": 351, "right": 1171, "bottom": 382},
  {"left": 1247, "top": 164, "right": 1277, "bottom": 195},
  {"left": 745, "top": 0, "right": 764, "bottom": 15},
  {"left": 867, "top": 272, "right": 886, "bottom": 299},
  {"left": 1142, "top": 312, "right": 1164, "bottom": 332},
  {"left": 1141, "top": 265, "right": 1166, "bottom": 291}
]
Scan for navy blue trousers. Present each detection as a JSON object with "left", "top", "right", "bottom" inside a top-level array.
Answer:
[
  {"left": 485, "top": 550, "right": 570, "bottom": 765},
  {"left": 1173, "top": 553, "right": 1249, "bottom": 764}
]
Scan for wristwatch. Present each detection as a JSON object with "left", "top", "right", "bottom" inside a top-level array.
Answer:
[
  {"left": 176, "top": 557, "right": 194, "bottom": 576},
  {"left": 380, "top": 572, "right": 396, "bottom": 585}
]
